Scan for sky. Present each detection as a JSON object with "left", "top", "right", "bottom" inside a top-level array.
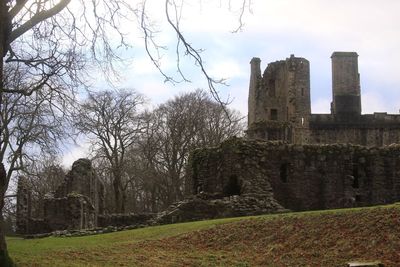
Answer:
[{"left": 62, "top": 0, "right": 400, "bottom": 167}]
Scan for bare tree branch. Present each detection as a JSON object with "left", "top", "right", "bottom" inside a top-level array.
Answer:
[
  {"left": 164, "top": 0, "right": 235, "bottom": 116},
  {"left": 8, "top": 0, "right": 72, "bottom": 45}
]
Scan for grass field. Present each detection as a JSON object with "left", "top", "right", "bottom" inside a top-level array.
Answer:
[{"left": 8, "top": 204, "right": 400, "bottom": 266}]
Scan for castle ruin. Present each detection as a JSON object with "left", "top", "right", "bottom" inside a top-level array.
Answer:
[
  {"left": 16, "top": 52, "right": 400, "bottom": 235},
  {"left": 179, "top": 52, "right": 400, "bottom": 218},
  {"left": 247, "top": 52, "right": 400, "bottom": 145}
]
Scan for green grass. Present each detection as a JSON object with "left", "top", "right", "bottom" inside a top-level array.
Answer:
[
  {"left": 8, "top": 204, "right": 400, "bottom": 266},
  {"left": 7, "top": 216, "right": 245, "bottom": 266}
]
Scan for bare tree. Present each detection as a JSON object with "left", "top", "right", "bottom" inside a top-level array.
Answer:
[
  {"left": 134, "top": 90, "right": 244, "bottom": 209},
  {"left": 1, "top": 62, "right": 73, "bottom": 172},
  {"left": 90, "top": 156, "right": 113, "bottom": 213},
  {"left": 74, "top": 89, "right": 145, "bottom": 213},
  {"left": 0, "top": 0, "right": 250, "bottom": 264},
  {"left": 1, "top": 63, "right": 72, "bottom": 184},
  {"left": 2, "top": 197, "right": 15, "bottom": 236},
  {"left": 0, "top": 62, "right": 72, "bottom": 264},
  {"left": 111, "top": 91, "right": 244, "bottom": 212},
  {"left": 121, "top": 111, "right": 165, "bottom": 213},
  {"left": 0, "top": 1, "right": 128, "bottom": 263}
]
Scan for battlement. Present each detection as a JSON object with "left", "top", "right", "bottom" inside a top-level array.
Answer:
[{"left": 311, "top": 113, "right": 400, "bottom": 127}]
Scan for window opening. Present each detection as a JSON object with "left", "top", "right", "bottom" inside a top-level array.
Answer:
[
  {"left": 223, "top": 175, "right": 241, "bottom": 196},
  {"left": 280, "top": 163, "right": 289, "bottom": 183},
  {"left": 271, "top": 109, "right": 278, "bottom": 120}
]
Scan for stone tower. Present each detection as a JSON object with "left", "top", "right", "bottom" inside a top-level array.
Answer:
[
  {"left": 247, "top": 54, "right": 311, "bottom": 143},
  {"left": 16, "top": 177, "right": 31, "bottom": 234},
  {"left": 331, "top": 52, "right": 361, "bottom": 118},
  {"left": 248, "top": 57, "right": 262, "bottom": 126}
]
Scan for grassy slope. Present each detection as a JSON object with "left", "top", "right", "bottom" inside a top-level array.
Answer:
[{"left": 8, "top": 204, "right": 400, "bottom": 267}]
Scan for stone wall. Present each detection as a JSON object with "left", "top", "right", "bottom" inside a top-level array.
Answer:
[
  {"left": 187, "top": 137, "right": 400, "bottom": 212},
  {"left": 310, "top": 113, "right": 400, "bottom": 146},
  {"left": 54, "top": 158, "right": 104, "bottom": 216},
  {"left": 16, "top": 158, "right": 104, "bottom": 235},
  {"left": 155, "top": 194, "right": 286, "bottom": 225},
  {"left": 26, "top": 218, "right": 48, "bottom": 235},
  {"left": 44, "top": 194, "right": 96, "bottom": 231},
  {"left": 97, "top": 213, "right": 155, "bottom": 227}
]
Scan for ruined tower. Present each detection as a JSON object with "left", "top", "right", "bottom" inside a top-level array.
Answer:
[
  {"left": 247, "top": 54, "right": 311, "bottom": 143},
  {"left": 16, "top": 177, "right": 31, "bottom": 234},
  {"left": 331, "top": 52, "right": 361, "bottom": 118},
  {"left": 248, "top": 57, "right": 262, "bottom": 126}
]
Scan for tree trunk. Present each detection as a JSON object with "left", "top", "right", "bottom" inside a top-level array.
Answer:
[
  {"left": 121, "top": 190, "right": 126, "bottom": 213},
  {"left": 0, "top": 164, "right": 14, "bottom": 266},
  {"left": 0, "top": 3, "right": 14, "bottom": 265},
  {"left": 112, "top": 171, "right": 125, "bottom": 213},
  {"left": 150, "top": 186, "right": 157, "bottom": 213},
  {"left": 0, "top": 2, "right": 14, "bottom": 265}
]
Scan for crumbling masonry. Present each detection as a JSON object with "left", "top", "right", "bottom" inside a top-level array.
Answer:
[
  {"left": 16, "top": 159, "right": 156, "bottom": 235},
  {"left": 16, "top": 159, "right": 104, "bottom": 235},
  {"left": 187, "top": 138, "right": 400, "bottom": 212}
]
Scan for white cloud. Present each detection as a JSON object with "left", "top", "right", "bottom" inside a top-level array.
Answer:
[
  {"left": 62, "top": 141, "right": 91, "bottom": 169},
  {"left": 362, "top": 90, "right": 400, "bottom": 114},
  {"left": 209, "top": 59, "right": 247, "bottom": 79}
]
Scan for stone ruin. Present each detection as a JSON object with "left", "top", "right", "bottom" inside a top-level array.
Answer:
[
  {"left": 16, "top": 159, "right": 157, "bottom": 236},
  {"left": 16, "top": 159, "right": 104, "bottom": 235},
  {"left": 187, "top": 138, "right": 400, "bottom": 212},
  {"left": 16, "top": 51, "right": 400, "bottom": 235},
  {"left": 152, "top": 52, "right": 400, "bottom": 223}
]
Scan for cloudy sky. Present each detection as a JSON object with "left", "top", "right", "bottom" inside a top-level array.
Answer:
[{"left": 63, "top": 0, "right": 400, "bottom": 166}]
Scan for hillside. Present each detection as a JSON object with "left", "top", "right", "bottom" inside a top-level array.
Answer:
[{"left": 8, "top": 204, "right": 400, "bottom": 266}]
